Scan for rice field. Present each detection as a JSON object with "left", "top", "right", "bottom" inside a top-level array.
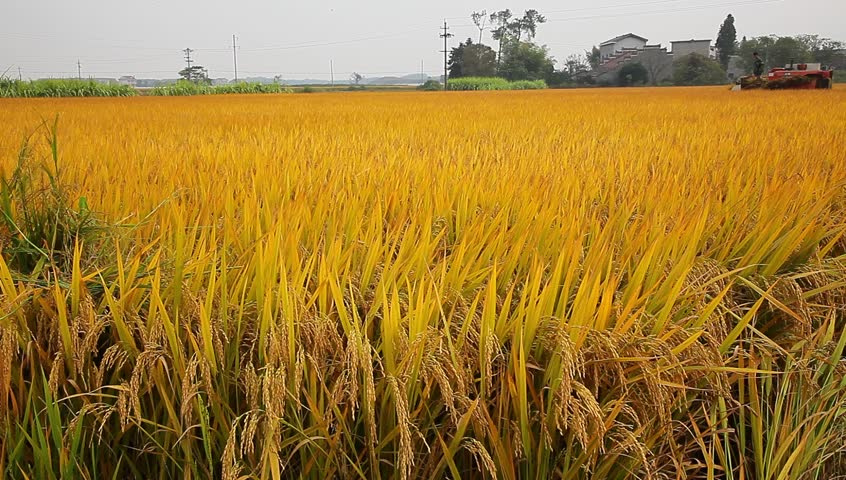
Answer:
[{"left": 0, "top": 87, "right": 845, "bottom": 479}]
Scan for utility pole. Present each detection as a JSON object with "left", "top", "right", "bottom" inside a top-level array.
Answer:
[
  {"left": 77, "top": 59, "right": 82, "bottom": 80},
  {"left": 183, "top": 48, "right": 194, "bottom": 70},
  {"left": 330, "top": 60, "right": 334, "bottom": 86},
  {"left": 232, "top": 35, "right": 239, "bottom": 82},
  {"left": 440, "top": 20, "right": 453, "bottom": 90}
]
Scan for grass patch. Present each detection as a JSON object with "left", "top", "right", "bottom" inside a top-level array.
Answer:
[
  {"left": 0, "top": 79, "right": 136, "bottom": 98},
  {"left": 149, "top": 80, "right": 291, "bottom": 96},
  {"left": 447, "top": 77, "right": 547, "bottom": 91}
]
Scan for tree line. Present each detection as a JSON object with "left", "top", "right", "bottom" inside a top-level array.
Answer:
[
  {"left": 447, "top": 9, "right": 562, "bottom": 86},
  {"left": 446, "top": 10, "right": 845, "bottom": 88}
]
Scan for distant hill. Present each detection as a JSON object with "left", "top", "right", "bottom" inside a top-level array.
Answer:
[
  {"left": 73, "top": 73, "right": 438, "bottom": 88},
  {"left": 244, "top": 73, "right": 436, "bottom": 86}
]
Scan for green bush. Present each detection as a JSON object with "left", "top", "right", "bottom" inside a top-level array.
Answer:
[
  {"left": 618, "top": 63, "right": 649, "bottom": 86},
  {"left": 509, "top": 79, "right": 548, "bottom": 90},
  {"left": 673, "top": 53, "right": 728, "bottom": 86},
  {"left": 448, "top": 77, "right": 512, "bottom": 90},
  {"left": 0, "top": 118, "right": 104, "bottom": 273},
  {"left": 150, "top": 81, "right": 291, "bottom": 96},
  {"left": 149, "top": 81, "right": 213, "bottom": 96},
  {"left": 213, "top": 82, "right": 292, "bottom": 94},
  {"left": 417, "top": 80, "right": 443, "bottom": 91},
  {"left": 0, "top": 79, "right": 136, "bottom": 98},
  {"left": 446, "top": 77, "right": 547, "bottom": 91}
]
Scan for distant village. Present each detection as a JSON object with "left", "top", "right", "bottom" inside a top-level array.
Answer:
[
  {"left": 590, "top": 34, "right": 744, "bottom": 84},
  {"left": 39, "top": 29, "right": 842, "bottom": 88}
]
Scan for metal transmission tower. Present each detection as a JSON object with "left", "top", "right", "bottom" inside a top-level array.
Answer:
[
  {"left": 77, "top": 59, "right": 82, "bottom": 80},
  {"left": 439, "top": 20, "right": 453, "bottom": 90}
]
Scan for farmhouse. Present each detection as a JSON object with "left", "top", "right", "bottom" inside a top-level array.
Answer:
[
  {"left": 591, "top": 34, "right": 719, "bottom": 85},
  {"left": 599, "top": 33, "right": 648, "bottom": 62},
  {"left": 670, "top": 39, "right": 715, "bottom": 59}
]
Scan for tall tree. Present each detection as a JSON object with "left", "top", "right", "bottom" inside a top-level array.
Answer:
[
  {"left": 448, "top": 38, "right": 497, "bottom": 78},
  {"left": 504, "top": 9, "right": 547, "bottom": 42},
  {"left": 740, "top": 34, "right": 845, "bottom": 71},
  {"left": 769, "top": 36, "right": 812, "bottom": 67},
  {"left": 736, "top": 35, "right": 777, "bottom": 73},
  {"left": 178, "top": 65, "right": 209, "bottom": 84},
  {"left": 514, "top": 9, "right": 546, "bottom": 41},
  {"left": 490, "top": 9, "right": 514, "bottom": 68},
  {"left": 586, "top": 46, "right": 601, "bottom": 69},
  {"left": 563, "top": 54, "right": 589, "bottom": 77},
  {"left": 471, "top": 10, "right": 488, "bottom": 44},
  {"left": 716, "top": 14, "right": 737, "bottom": 68},
  {"left": 673, "top": 53, "right": 727, "bottom": 85},
  {"left": 499, "top": 41, "right": 555, "bottom": 81},
  {"left": 795, "top": 34, "right": 846, "bottom": 67}
]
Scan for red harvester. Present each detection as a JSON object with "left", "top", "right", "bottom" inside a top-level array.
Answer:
[{"left": 736, "top": 63, "right": 835, "bottom": 90}]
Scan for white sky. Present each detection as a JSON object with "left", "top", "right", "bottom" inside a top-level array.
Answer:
[{"left": 1, "top": 0, "right": 843, "bottom": 80}]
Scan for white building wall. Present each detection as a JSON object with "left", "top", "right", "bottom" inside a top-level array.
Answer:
[
  {"left": 600, "top": 36, "right": 648, "bottom": 60},
  {"left": 599, "top": 43, "right": 617, "bottom": 60},
  {"left": 672, "top": 40, "right": 712, "bottom": 59}
]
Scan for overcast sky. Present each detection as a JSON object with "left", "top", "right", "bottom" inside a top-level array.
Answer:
[{"left": 1, "top": 0, "right": 843, "bottom": 80}]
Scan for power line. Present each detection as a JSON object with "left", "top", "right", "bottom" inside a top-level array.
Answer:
[
  {"left": 5, "top": 0, "right": 789, "bottom": 79},
  {"left": 0, "top": 0, "right": 786, "bottom": 55},
  {"left": 241, "top": 25, "right": 435, "bottom": 52},
  {"left": 544, "top": 0, "right": 784, "bottom": 24},
  {"left": 543, "top": 0, "right": 693, "bottom": 16}
]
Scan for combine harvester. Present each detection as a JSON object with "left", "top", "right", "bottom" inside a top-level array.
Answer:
[{"left": 733, "top": 62, "right": 835, "bottom": 91}]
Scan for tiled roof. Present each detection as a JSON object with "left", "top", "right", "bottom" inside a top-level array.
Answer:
[{"left": 600, "top": 33, "right": 648, "bottom": 46}]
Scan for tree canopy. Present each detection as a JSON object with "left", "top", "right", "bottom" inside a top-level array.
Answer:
[
  {"left": 488, "top": 9, "right": 547, "bottom": 67},
  {"left": 716, "top": 14, "right": 737, "bottom": 68},
  {"left": 498, "top": 41, "right": 555, "bottom": 81},
  {"left": 178, "top": 66, "right": 209, "bottom": 84},
  {"left": 737, "top": 35, "right": 845, "bottom": 73},
  {"left": 586, "top": 46, "right": 601, "bottom": 70},
  {"left": 673, "top": 53, "right": 727, "bottom": 86},
  {"left": 448, "top": 38, "right": 498, "bottom": 79},
  {"left": 618, "top": 63, "right": 649, "bottom": 86}
]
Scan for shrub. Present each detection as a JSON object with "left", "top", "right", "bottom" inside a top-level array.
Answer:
[
  {"left": 509, "top": 79, "right": 548, "bottom": 90},
  {"left": 446, "top": 77, "right": 547, "bottom": 91},
  {"left": 213, "top": 82, "right": 292, "bottom": 94},
  {"left": 618, "top": 63, "right": 649, "bottom": 86},
  {"left": 673, "top": 53, "right": 728, "bottom": 86},
  {"left": 448, "top": 77, "right": 512, "bottom": 90},
  {"left": 149, "top": 81, "right": 291, "bottom": 96},
  {"left": 418, "top": 80, "right": 443, "bottom": 91},
  {"left": 0, "top": 79, "right": 136, "bottom": 98},
  {"left": 149, "top": 80, "right": 213, "bottom": 96},
  {"left": 0, "top": 118, "right": 104, "bottom": 273}
]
